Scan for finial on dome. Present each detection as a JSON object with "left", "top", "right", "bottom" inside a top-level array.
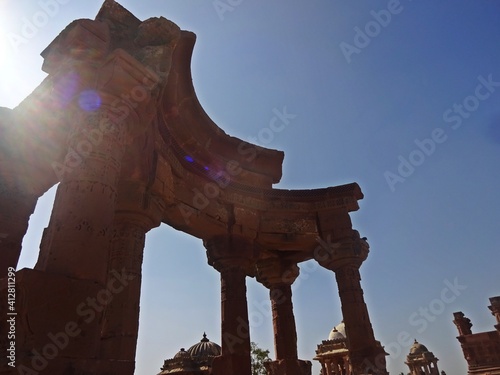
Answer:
[{"left": 201, "top": 332, "right": 209, "bottom": 342}]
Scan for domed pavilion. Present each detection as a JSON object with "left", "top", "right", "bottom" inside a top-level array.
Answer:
[
  {"left": 314, "top": 321, "right": 387, "bottom": 375},
  {"left": 158, "top": 333, "right": 222, "bottom": 374},
  {"left": 314, "top": 321, "right": 350, "bottom": 375},
  {"left": 405, "top": 340, "right": 440, "bottom": 375}
]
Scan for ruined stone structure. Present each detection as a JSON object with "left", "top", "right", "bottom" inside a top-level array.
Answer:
[
  {"left": 158, "top": 333, "right": 221, "bottom": 374},
  {"left": 453, "top": 296, "right": 500, "bottom": 375},
  {"left": 0, "top": 1, "right": 387, "bottom": 374},
  {"left": 405, "top": 340, "right": 440, "bottom": 375}
]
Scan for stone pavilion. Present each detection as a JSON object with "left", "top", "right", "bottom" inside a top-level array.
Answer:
[{"left": 405, "top": 340, "right": 440, "bottom": 375}]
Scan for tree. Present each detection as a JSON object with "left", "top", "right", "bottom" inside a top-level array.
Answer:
[{"left": 251, "top": 341, "right": 271, "bottom": 375}]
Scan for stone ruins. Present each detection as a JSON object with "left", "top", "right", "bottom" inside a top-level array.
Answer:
[
  {"left": 0, "top": 1, "right": 390, "bottom": 374},
  {"left": 453, "top": 297, "right": 500, "bottom": 375}
]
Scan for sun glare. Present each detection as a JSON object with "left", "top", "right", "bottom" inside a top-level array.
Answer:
[{"left": 0, "top": 2, "right": 49, "bottom": 108}]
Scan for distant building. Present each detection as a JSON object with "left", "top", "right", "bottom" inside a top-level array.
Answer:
[
  {"left": 314, "top": 321, "right": 387, "bottom": 375},
  {"left": 158, "top": 333, "right": 221, "bottom": 375},
  {"left": 314, "top": 322, "right": 350, "bottom": 374},
  {"left": 453, "top": 296, "right": 500, "bottom": 375},
  {"left": 405, "top": 340, "right": 440, "bottom": 375}
]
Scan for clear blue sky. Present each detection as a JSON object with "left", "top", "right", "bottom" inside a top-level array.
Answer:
[{"left": 2, "top": 1, "right": 500, "bottom": 374}]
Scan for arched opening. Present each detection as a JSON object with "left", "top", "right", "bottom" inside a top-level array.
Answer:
[{"left": 17, "top": 184, "right": 58, "bottom": 270}]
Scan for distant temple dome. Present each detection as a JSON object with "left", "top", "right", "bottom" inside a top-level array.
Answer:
[
  {"left": 409, "top": 340, "right": 429, "bottom": 355},
  {"left": 328, "top": 327, "right": 346, "bottom": 342},
  {"left": 173, "top": 348, "right": 192, "bottom": 360},
  {"left": 406, "top": 340, "right": 440, "bottom": 375},
  {"left": 328, "top": 321, "right": 346, "bottom": 340},
  {"left": 187, "top": 333, "right": 222, "bottom": 359},
  {"left": 158, "top": 333, "right": 221, "bottom": 374}
]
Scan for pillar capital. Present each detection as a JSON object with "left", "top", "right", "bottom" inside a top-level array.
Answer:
[
  {"left": 115, "top": 182, "right": 164, "bottom": 230},
  {"left": 205, "top": 235, "right": 257, "bottom": 275},
  {"left": 256, "top": 257, "right": 299, "bottom": 289},
  {"left": 488, "top": 296, "right": 500, "bottom": 331},
  {"left": 314, "top": 231, "right": 369, "bottom": 272}
]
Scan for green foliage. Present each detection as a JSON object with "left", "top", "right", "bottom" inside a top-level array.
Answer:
[{"left": 250, "top": 341, "right": 271, "bottom": 375}]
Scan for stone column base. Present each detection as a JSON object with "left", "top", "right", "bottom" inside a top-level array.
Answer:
[
  {"left": 1, "top": 358, "right": 134, "bottom": 375},
  {"left": 211, "top": 354, "right": 252, "bottom": 375},
  {"left": 0, "top": 269, "right": 136, "bottom": 375},
  {"left": 264, "top": 359, "right": 312, "bottom": 375}
]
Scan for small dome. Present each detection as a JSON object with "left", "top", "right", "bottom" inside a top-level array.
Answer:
[
  {"left": 409, "top": 340, "right": 429, "bottom": 355},
  {"left": 187, "top": 333, "right": 221, "bottom": 359},
  {"left": 328, "top": 327, "right": 345, "bottom": 342},
  {"left": 173, "top": 348, "right": 192, "bottom": 359},
  {"left": 328, "top": 321, "right": 346, "bottom": 340}
]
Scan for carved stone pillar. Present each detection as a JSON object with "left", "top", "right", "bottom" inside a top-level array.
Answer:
[
  {"left": 99, "top": 185, "right": 161, "bottom": 364},
  {"left": 35, "top": 106, "right": 126, "bottom": 284},
  {"left": 205, "top": 236, "right": 256, "bottom": 375},
  {"left": 257, "top": 258, "right": 312, "bottom": 375},
  {"left": 9, "top": 49, "right": 160, "bottom": 374},
  {"left": 35, "top": 51, "right": 159, "bottom": 285},
  {"left": 315, "top": 232, "right": 387, "bottom": 375},
  {"left": 320, "top": 362, "right": 327, "bottom": 374}
]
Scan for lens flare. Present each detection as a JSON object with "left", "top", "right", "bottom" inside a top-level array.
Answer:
[{"left": 78, "top": 90, "right": 101, "bottom": 112}]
